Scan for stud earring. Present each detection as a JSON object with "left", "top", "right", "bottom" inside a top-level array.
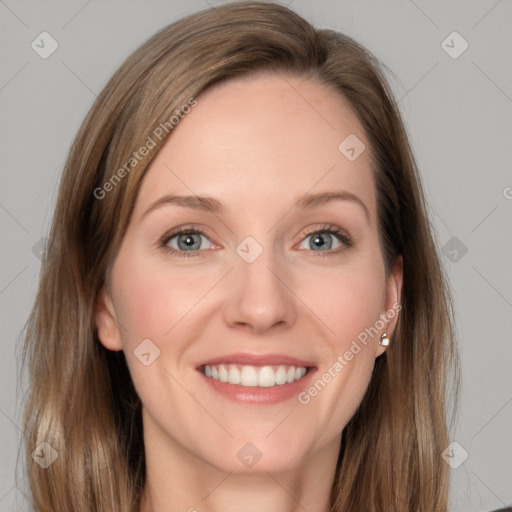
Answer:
[{"left": 379, "top": 332, "right": 390, "bottom": 346}]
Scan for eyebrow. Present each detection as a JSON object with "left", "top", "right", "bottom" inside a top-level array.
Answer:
[
  {"left": 295, "top": 191, "right": 370, "bottom": 223},
  {"left": 142, "top": 190, "right": 370, "bottom": 223},
  {"left": 142, "top": 194, "right": 223, "bottom": 218}
]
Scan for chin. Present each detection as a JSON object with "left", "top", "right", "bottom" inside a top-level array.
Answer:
[{"left": 198, "top": 435, "right": 313, "bottom": 475}]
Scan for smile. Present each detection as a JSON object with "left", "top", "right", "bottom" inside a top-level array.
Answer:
[{"left": 201, "top": 364, "right": 308, "bottom": 387}]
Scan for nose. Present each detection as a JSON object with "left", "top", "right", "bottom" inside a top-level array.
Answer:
[{"left": 222, "top": 244, "right": 297, "bottom": 335}]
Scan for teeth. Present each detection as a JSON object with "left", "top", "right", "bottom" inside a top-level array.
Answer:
[
  {"left": 228, "top": 365, "right": 241, "bottom": 385},
  {"left": 258, "top": 366, "right": 275, "bottom": 387},
  {"left": 275, "top": 365, "right": 287, "bottom": 385},
  {"left": 202, "top": 364, "right": 308, "bottom": 387},
  {"left": 240, "top": 366, "right": 258, "bottom": 386},
  {"left": 218, "top": 364, "right": 229, "bottom": 383}
]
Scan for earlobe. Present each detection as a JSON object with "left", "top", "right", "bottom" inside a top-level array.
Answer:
[{"left": 94, "top": 285, "right": 123, "bottom": 351}]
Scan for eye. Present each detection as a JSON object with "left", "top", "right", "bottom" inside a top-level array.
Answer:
[
  {"left": 297, "top": 224, "right": 353, "bottom": 257},
  {"left": 159, "top": 223, "right": 353, "bottom": 258},
  {"left": 160, "top": 227, "right": 215, "bottom": 258}
]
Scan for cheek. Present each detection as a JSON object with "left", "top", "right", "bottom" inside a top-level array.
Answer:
[
  {"left": 298, "top": 257, "right": 386, "bottom": 348},
  {"left": 293, "top": 255, "right": 385, "bottom": 430},
  {"left": 111, "top": 251, "right": 205, "bottom": 347},
  {"left": 109, "top": 250, "right": 222, "bottom": 398},
  {"left": 109, "top": 254, "right": 203, "bottom": 414}
]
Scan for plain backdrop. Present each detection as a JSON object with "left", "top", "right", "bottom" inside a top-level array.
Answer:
[{"left": 1, "top": 1, "right": 511, "bottom": 511}]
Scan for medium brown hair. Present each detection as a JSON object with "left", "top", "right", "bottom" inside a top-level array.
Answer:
[{"left": 19, "top": 2, "right": 459, "bottom": 510}]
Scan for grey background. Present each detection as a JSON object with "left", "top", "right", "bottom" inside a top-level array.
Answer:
[{"left": 1, "top": 0, "right": 511, "bottom": 510}]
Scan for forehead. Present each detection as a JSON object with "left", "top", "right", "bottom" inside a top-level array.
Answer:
[{"left": 134, "top": 72, "right": 376, "bottom": 223}]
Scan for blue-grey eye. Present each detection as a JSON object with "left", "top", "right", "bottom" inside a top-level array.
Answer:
[
  {"left": 299, "top": 231, "right": 343, "bottom": 251},
  {"left": 168, "top": 232, "right": 211, "bottom": 251}
]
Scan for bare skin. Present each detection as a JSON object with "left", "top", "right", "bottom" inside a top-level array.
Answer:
[{"left": 95, "top": 72, "right": 403, "bottom": 512}]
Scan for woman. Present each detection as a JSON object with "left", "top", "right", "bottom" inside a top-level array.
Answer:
[{"left": 21, "top": 2, "right": 461, "bottom": 510}]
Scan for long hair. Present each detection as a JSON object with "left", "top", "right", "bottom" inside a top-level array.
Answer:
[{"left": 19, "top": 2, "right": 459, "bottom": 510}]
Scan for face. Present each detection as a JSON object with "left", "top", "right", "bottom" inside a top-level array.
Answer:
[{"left": 95, "top": 72, "right": 402, "bottom": 474}]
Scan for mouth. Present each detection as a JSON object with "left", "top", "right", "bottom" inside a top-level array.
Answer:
[
  {"left": 199, "top": 363, "right": 311, "bottom": 388},
  {"left": 195, "top": 353, "right": 317, "bottom": 404}
]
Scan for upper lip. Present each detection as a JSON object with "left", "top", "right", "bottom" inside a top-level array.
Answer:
[{"left": 197, "top": 353, "right": 316, "bottom": 368}]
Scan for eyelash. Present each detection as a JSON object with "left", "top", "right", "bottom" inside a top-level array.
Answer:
[{"left": 158, "top": 223, "right": 354, "bottom": 259}]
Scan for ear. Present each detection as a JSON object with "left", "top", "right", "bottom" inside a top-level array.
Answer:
[
  {"left": 375, "top": 255, "right": 403, "bottom": 357},
  {"left": 384, "top": 254, "right": 403, "bottom": 337},
  {"left": 94, "top": 284, "right": 123, "bottom": 351}
]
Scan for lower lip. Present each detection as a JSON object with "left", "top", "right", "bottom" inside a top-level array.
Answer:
[{"left": 198, "top": 368, "right": 317, "bottom": 404}]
